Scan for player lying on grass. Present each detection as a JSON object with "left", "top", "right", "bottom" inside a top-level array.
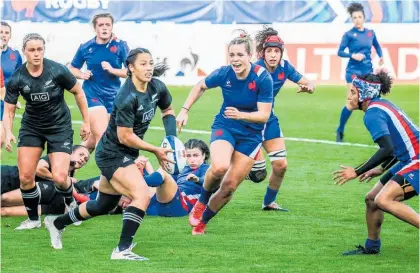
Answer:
[
  {"left": 141, "top": 139, "right": 211, "bottom": 217},
  {"left": 333, "top": 70, "right": 419, "bottom": 255},
  {"left": 1, "top": 145, "right": 90, "bottom": 229}
]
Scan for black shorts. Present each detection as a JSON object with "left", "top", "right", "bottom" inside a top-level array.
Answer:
[
  {"left": 95, "top": 149, "right": 136, "bottom": 182},
  {"left": 1, "top": 165, "right": 20, "bottom": 194},
  {"left": 17, "top": 126, "right": 73, "bottom": 154},
  {"left": 38, "top": 180, "right": 65, "bottom": 215},
  {"left": 380, "top": 169, "right": 418, "bottom": 200}
]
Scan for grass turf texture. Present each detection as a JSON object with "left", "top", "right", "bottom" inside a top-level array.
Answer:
[{"left": 1, "top": 85, "right": 419, "bottom": 273}]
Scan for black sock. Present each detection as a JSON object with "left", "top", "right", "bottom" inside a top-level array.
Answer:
[
  {"left": 20, "top": 185, "right": 40, "bottom": 221},
  {"left": 55, "top": 183, "right": 75, "bottom": 206},
  {"left": 118, "top": 206, "right": 145, "bottom": 251},
  {"left": 54, "top": 207, "right": 86, "bottom": 230}
]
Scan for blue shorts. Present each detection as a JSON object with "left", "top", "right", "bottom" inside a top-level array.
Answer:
[
  {"left": 146, "top": 189, "right": 190, "bottom": 217},
  {"left": 263, "top": 115, "right": 283, "bottom": 141},
  {"left": 345, "top": 68, "right": 373, "bottom": 83},
  {"left": 85, "top": 91, "right": 114, "bottom": 114},
  {"left": 0, "top": 100, "right": 3, "bottom": 121},
  {"left": 396, "top": 159, "right": 419, "bottom": 194},
  {"left": 210, "top": 122, "right": 262, "bottom": 159}
]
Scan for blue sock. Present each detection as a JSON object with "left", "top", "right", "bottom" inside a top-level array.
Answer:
[
  {"left": 263, "top": 187, "right": 279, "bottom": 206},
  {"left": 201, "top": 206, "right": 217, "bottom": 224},
  {"left": 337, "top": 106, "right": 353, "bottom": 133},
  {"left": 365, "top": 238, "right": 381, "bottom": 250},
  {"left": 144, "top": 172, "right": 164, "bottom": 187},
  {"left": 198, "top": 187, "right": 212, "bottom": 204}
]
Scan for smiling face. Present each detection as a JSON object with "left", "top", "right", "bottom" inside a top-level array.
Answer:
[
  {"left": 129, "top": 52, "right": 154, "bottom": 83},
  {"left": 228, "top": 43, "right": 251, "bottom": 77}
]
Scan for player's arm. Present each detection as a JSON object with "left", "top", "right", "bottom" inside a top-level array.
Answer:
[
  {"left": 36, "top": 158, "right": 53, "bottom": 180},
  {"left": 337, "top": 33, "right": 351, "bottom": 58},
  {"left": 287, "top": 62, "right": 315, "bottom": 93},
  {"left": 372, "top": 32, "right": 383, "bottom": 58},
  {"left": 158, "top": 83, "right": 176, "bottom": 136},
  {"left": 226, "top": 102, "right": 272, "bottom": 124},
  {"left": 67, "top": 82, "right": 89, "bottom": 126},
  {"left": 3, "top": 79, "right": 19, "bottom": 151},
  {"left": 102, "top": 41, "right": 130, "bottom": 78},
  {"left": 69, "top": 45, "right": 91, "bottom": 80}
]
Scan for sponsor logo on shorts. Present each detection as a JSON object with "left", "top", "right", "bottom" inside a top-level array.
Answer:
[
  {"left": 142, "top": 108, "right": 155, "bottom": 123},
  {"left": 123, "top": 157, "right": 130, "bottom": 163},
  {"left": 30, "top": 92, "right": 50, "bottom": 102},
  {"left": 61, "top": 142, "right": 71, "bottom": 150},
  {"left": 137, "top": 105, "right": 144, "bottom": 111},
  {"left": 43, "top": 183, "right": 49, "bottom": 190}
]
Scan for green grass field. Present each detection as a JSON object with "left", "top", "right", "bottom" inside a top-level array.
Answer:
[{"left": 1, "top": 85, "right": 419, "bottom": 273}]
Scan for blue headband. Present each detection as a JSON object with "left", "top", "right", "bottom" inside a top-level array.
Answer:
[{"left": 352, "top": 77, "right": 381, "bottom": 102}]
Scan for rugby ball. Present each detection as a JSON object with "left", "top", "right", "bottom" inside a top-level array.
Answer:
[{"left": 160, "top": 136, "right": 187, "bottom": 175}]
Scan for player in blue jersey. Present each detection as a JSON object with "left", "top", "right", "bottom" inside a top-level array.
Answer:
[
  {"left": 246, "top": 26, "right": 315, "bottom": 211},
  {"left": 45, "top": 47, "right": 176, "bottom": 260},
  {"left": 69, "top": 13, "right": 130, "bottom": 152},
  {"left": 177, "top": 31, "right": 274, "bottom": 235},
  {"left": 333, "top": 70, "right": 419, "bottom": 255},
  {"left": 336, "top": 3, "right": 384, "bottom": 142},
  {"left": 1, "top": 22, "right": 22, "bottom": 153},
  {"left": 143, "top": 139, "right": 211, "bottom": 217}
]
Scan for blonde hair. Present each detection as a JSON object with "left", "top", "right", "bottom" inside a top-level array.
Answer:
[{"left": 228, "top": 29, "right": 253, "bottom": 55}]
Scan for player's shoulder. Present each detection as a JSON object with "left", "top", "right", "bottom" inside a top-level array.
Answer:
[
  {"left": 111, "top": 36, "right": 128, "bottom": 47},
  {"left": 255, "top": 58, "right": 266, "bottom": 68},
  {"left": 150, "top": 77, "right": 167, "bottom": 91},
  {"left": 115, "top": 80, "right": 137, "bottom": 106},
  {"left": 79, "top": 37, "right": 96, "bottom": 50},
  {"left": 9, "top": 47, "right": 21, "bottom": 57},
  {"left": 44, "top": 59, "right": 69, "bottom": 75},
  {"left": 251, "top": 63, "right": 270, "bottom": 82},
  {"left": 217, "top": 65, "right": 232, "bottom": 75}
]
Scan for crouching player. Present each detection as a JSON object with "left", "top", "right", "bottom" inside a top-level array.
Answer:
[{"left": 333, "top": 70, "right": 419, "bottom": 255}]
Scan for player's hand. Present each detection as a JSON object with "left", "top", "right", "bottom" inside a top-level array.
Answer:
[
  {"left": 101, "top": 61, "right": 114, "bottom": 73},
  {"left": 154, "top": 147, "right": 176, "bottom": 168},
  {"left": 332, "top": 165, "right": 358, "bottom": 185},
  {"left": 378, "top": 57, "right": 384, "bottom": 66},
  {"left": 135, "top": 156, "right": 148, "bottom": 170},
  {"left": 359, "top": 168, "right": 384, "bottom": 183},
  {"left": 224, "top": 107, "right": 243, "bottom": 120},
  {"left": 186, "top": 174, "right": 200, "bottom": 183},
  {"left": 119, "top": 196, "right": 132, "bottom": 209},
  {"left": 352, "top": 53, "right": 366, "bottom": 61},
  {"left": 80, "top": 122, "right": 91, "bottom": 141},
  {"left": 80, "top": 70, "right": 92, "bottom": 80},
  {"left": 176, "top": 109, "right": 189, "bottom": 134},
  {"left": 297, "top": 83, "right": 315, "bottom": 94},
  {"left": 5, "top": 131, "right": 16, "bottom": 153}
]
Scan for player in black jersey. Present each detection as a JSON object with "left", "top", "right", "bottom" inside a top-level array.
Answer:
[
  {"left": 45, "top": 47, "right": 176, "bottom": 261},
  {"left": 3, "top": 33, "right": 90, "bottom": 230}
]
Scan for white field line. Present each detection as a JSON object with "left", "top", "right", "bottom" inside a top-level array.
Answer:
[{"left": 15, "top": 114, "right": 377, "bottom": 149}]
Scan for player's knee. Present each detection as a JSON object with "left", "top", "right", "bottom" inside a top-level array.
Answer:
[
  {"left": 19, "top": 172, "right": 35, "bottom": 186},
  {"left": 1, "top": 207, "right": 8, "bottom": 217},
  {"left": 86, "top": 193, "right": 121, "bottom": 216},
  {"left": 211, "top": 165, "right": 229, "bottom": 178},
  {"left": 365, "top": 191, "right": 377, "bottom": 208},
  {"left": 52, "top": 171, "right": 68, "bottom": 186},
  {"left": 271, "top": 159, "right": 287, "bottom": 176},
  {"left": 1, "top": 194, "right": 11, "bottom": 207},
  {"left": 374, "top": 194, "right": 389, "bottom": 212}
]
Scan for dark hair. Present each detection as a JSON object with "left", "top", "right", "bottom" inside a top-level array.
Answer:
[
  {"left": 184, "top": 139, "right": 210, "bottom": 163},
  {"left": 1, "top": 21, "right": 11, "bottom": 32},
  {"left": 228, "top": 29, "right": 253, "bottom": 55},
  {"left": 255, "top": 25, "right": 280, "bottom": 57},
  {"left": 92, "top": 13, "right": 114, "bottom": 27},
  {"left": 358, "top": 70, "right": 393, "bottom": 96},
  {"left": 72, "top": 144, "right": 88, "bottom": 153},
  {"left": 347, "top": 2, "right": 365, "bottom": 17},
  {"left": 126, "top": 48, "right": 169, "bottom": 78},
  {"left": 22, "top": 33, "right": 46, "bottom": 50}
]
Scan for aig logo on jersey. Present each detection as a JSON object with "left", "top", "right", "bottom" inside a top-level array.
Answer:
[
  {"left": 31, "top": 92, "right": 50, "bottom": 102},
  {"left": 142, "top": 109, "right": 155, "bottom": 123}
]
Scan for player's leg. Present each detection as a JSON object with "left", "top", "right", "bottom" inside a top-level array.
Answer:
[
  {"left": 1, "top": 165, "right": 20, "bottom": 194},
  {"left": 262, "top": 136, "right": 289, "bottom": 211},
  {"left": 375, "top": 173, "right": 419, "bottom": 228},
  {"left": 82, "top": 105, "right": 109, "bottom": 152},
  {"left": 1, "top": 188, "right": 24, "bottom": 207},
  {"left": 246, "top": 148, "right": 267, "bottom": 183},
  {"left": 189, "top": 135, "right": 234, "bottom": 227},
  {"left": 1, "top": 205, "right": 42, "bottom": 217},
  {"left": 153, "top": 169, "right": 178, "bottom": 204},
  {"left": 336, "top": 82, "right": 353, "bottom": 142},
  {"left": 16, "top": 144, "right": 43, "bottom": 229},
  {"left": 193, "top": 149, "right": 255, "bottom": 235},
  {"left": 0, "top": 121, "right": 4, "bottom": 158}
]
